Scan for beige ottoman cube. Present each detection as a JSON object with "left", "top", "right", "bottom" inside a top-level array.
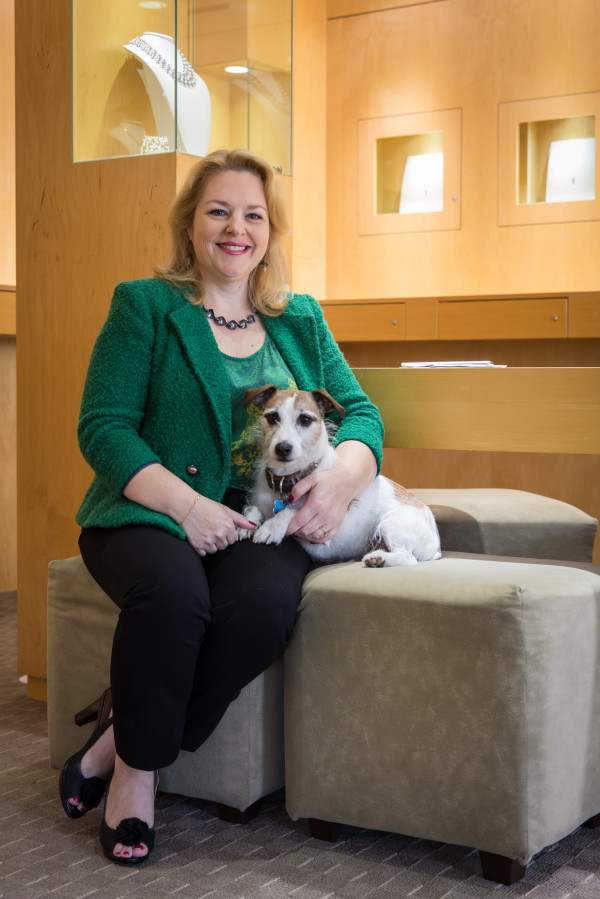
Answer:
[
  {"left": 47, "top": 556, "right": 284, "bottom": 819},
  {"left": 284, "top": 553, "right": 600, "bottom": 884},
  {"left": 411, "top": 488, "right": 598, "bottom": 561}
]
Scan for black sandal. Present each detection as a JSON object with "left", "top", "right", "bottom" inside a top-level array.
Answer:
[
  {"left": 100, "top": 815, "right": 155, "bottom": 865},
  {"left": 59, "top": 688, "right": 114, "bottom": 819}
]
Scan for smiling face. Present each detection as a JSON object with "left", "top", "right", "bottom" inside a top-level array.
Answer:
[{"left": 188, "top": 169, "right": 270, "bottom": 290}]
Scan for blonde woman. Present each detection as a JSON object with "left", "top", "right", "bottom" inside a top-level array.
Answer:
[{"left": 60, "top": 149, "right": 383, "bottom": 864}]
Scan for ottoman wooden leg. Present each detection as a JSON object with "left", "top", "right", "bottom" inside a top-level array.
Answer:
[
  {"left": 217, "top": 798, "right": 262, "bottom": 824},
  {"left": 309, "top": 818, "right": 341, "bottom": 842},
  {"left": 479, "top": 850, "right": 527, "bottom": 884}
]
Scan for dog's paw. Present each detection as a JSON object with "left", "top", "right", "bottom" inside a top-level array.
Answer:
[
  {"left": 363, "top": 549, "right": 418, "bottom": 567},
  {"left": 236, "top": 525, "right": 253, "bottom": 541},
  {"left": 363, "top": 552, "right": 386, "bottom": 568},
  {"left": 252, "top": 519, "right": 287, "bottom": 546}
]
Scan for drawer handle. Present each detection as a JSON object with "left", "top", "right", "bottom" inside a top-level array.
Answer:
[
  {"left": 552, "top": 315, "right": 559, "bottom": 322},
  {"left": 391, "top": 319, "right": 397, "bottom": 325}
]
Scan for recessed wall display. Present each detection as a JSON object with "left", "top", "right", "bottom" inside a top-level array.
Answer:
[
  {"left": 71, "top": 0, "right": 292, "bottom": 171},
  {"left": 499, "top": 93, "right": 600, "bottom": 226},
  {"left": 517, "top": 115, "right": 595, "bottom": 205},
  {"left": 359, "top": 110, "right": 461, "bottom": 235}
]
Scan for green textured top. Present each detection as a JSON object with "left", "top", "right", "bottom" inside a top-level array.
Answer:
[
  {"left": 76, "top": 277, "right": 384, "bottom": 539},
  {"left": 223, "top": 335, "right": 297, "bottom": 491}
]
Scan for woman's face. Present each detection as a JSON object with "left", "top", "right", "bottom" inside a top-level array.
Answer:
[{"left": 189, "top": 169, "right": 270, "bottom": 290}]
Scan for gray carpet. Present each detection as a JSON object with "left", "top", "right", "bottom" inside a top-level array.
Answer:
[{"left": 3, "top": 591, "right": 600, "bottom": 898}]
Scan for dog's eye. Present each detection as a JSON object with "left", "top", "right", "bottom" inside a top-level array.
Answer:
[
  {"left": 264, "top": 411, "right": 280, "bottom": 426},
  {"left": 297, "top": 414, "right": 314, "bottom": 428}
]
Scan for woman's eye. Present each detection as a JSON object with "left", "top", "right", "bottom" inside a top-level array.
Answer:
[
  {"left": 298, "top": 414, "right": 313, "bottom": 427},
  {"left": 247, "top": 213, "right": 262, "bottom": 221},
  {"left": 208, "top": 209, "right": 226, "bottom": 216}
]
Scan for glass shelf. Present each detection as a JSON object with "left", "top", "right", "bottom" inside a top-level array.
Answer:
[{"left": 72, "top": 0, "right": 292, "bottom": 172}]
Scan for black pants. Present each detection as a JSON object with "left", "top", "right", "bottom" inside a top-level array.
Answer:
[{"left": 79, "top": 491, "right": 311, "bottom": 771}]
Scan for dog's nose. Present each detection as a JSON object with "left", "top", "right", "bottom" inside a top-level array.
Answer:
[{"left": 275, "top": 441, "right": 293, "bottom": 460}]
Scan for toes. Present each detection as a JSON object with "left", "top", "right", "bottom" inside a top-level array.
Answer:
[{"left": 113, "top": 841, "right": 148, "bottom": 860}]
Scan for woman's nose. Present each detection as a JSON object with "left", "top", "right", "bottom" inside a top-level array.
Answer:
[{"left": 226, "top": 213, "right": 245, "bottom": 234}]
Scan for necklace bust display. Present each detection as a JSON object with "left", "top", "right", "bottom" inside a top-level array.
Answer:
[{"left": 124, "top": 32, "right": 211, "bottom": 157}]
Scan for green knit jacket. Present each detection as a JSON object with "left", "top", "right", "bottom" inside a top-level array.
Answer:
[{"left": 76, "top": 278, "right": 384, "bottom": 538}]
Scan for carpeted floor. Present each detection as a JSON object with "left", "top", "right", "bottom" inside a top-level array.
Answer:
[{"left": 3, "top": 591, "right": 600, "bottom": 898}]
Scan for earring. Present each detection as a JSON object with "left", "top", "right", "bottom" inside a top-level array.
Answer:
[{"left": 262, "top": 260, "right": 268, "bottom": 273}]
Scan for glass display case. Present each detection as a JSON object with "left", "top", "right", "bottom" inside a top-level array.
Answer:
[
  {"left": 72, "top": 0, "right": 293, "bottom": 172},
  {"left": 498, "top": 92, "right": 600, "bottom": 227}
]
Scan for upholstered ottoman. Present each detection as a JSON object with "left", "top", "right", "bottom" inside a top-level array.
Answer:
[
  {"left": 284, "top": 553, "right": 600, "bottom": 884},
  {"left": 411, "top": 488, "right": 598, "bottom": 561},
  {"left": 47, "top": 556, "right": 284, "bottom": 820}
]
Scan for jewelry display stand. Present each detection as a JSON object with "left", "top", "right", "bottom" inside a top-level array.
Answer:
[
  {"left": 124, "top": 32, "right": 211, "bottom": 157},
  {"left": 72, "top": 2, "right": 292, "bottom": 167}
]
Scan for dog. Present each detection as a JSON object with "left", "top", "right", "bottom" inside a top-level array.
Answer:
[{"left": 237, "top": 385, "right": 442, "bottom": 567}]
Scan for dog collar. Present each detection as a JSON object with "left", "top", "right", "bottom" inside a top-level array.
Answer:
[{"left": 265, "top": 461, "right": 320, "bottom": 498}]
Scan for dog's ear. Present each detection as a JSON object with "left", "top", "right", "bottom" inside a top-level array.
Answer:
[
  {"left": 243, "top": 385, "right": 278, "bottom": 409},
  {"left": 311, "top": 389, "right": 346, "bottom": 419}
]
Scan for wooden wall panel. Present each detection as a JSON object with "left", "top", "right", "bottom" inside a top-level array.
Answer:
[
  {"left": 0, "top": 0, "right": 15, "bottom": 287},
  {"left": 290, "top": 0, "right": 327, "bottom": 297},
  {"left": 328, "top": 0, "right": 439, "bottom": 18},
  {"left": 15, "top": 0, "right": 197, "bottom": 696},
  {"left": 354, "top": 367, "right": 600, "bottom": 455},
  {"left": 0, "top": 0, "right": 16, "bottom": 595},
  {"left": 0, "top": 336, "right": 16, "bottom": 591},
  {"left": 326, "top": 0, "right": 600, "bottom": 300}
]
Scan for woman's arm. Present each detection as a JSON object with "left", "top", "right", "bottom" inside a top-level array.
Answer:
[{"left": 123, "top": 463, "right": 254, "bottom": 556}]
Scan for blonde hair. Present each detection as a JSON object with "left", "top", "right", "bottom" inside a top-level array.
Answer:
[{"left": 155, "top": 148, "right": 290, "bottom": 316}]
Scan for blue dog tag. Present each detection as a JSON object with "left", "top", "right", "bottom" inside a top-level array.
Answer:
[{"left": 273, "top": 499, "right": 288, "bottom": 514}]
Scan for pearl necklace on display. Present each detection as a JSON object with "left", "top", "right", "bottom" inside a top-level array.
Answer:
[{"left": 128, "top": 36, "right": 197, "bottom": 88}]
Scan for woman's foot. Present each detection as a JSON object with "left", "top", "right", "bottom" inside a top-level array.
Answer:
[
  {"left": 60, "top": 688, "right": 115, "bottom": 818},
  {"left": 66, "top": 721, "right": 116, "bottom": 814},
  {"left": 102, "top": 756, "right": 156, "bottom": 862}
]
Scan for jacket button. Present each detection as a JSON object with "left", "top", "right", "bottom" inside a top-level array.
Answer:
[{"left": 187, "top": 464, "right": 198, "bottom": 476}]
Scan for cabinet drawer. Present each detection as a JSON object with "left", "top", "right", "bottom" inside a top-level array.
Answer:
[
  {"left": 438, "top": 298, "right": 567, "bottom": 340},
  {"left": 323, "top": 303, "right": 405, "bottom": 341}
]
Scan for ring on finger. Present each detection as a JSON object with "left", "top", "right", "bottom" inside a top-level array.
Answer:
[{"left": 319, "top": 526, "right": 329, "bottom": 538}]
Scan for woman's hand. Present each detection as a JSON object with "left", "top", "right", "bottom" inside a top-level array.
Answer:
[
  {"left": 182, "top": 495, "right": 255, "bottom": 556},
  {"left": 122, "top": 463, "right": 255, "bottom": 556},
  {"left": 285, "top": 440, "right": 377, "bottom": 544}
]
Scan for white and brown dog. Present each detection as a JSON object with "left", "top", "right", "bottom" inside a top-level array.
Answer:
[{"left": 237, "top": 385, "right": 442, "bottom": 567}]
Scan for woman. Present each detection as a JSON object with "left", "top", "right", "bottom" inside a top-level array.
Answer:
[{"left": 60, "top": 148, "right": 383, "bottom": 865}]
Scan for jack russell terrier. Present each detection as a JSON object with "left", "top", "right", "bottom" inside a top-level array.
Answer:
[{"left": 237, "top": 385, "right": 442, "bottom": 567}]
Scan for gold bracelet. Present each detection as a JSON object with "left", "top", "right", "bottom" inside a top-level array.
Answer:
[{"left": 179, "top": 494, "right": 201, "bottom": 526}]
